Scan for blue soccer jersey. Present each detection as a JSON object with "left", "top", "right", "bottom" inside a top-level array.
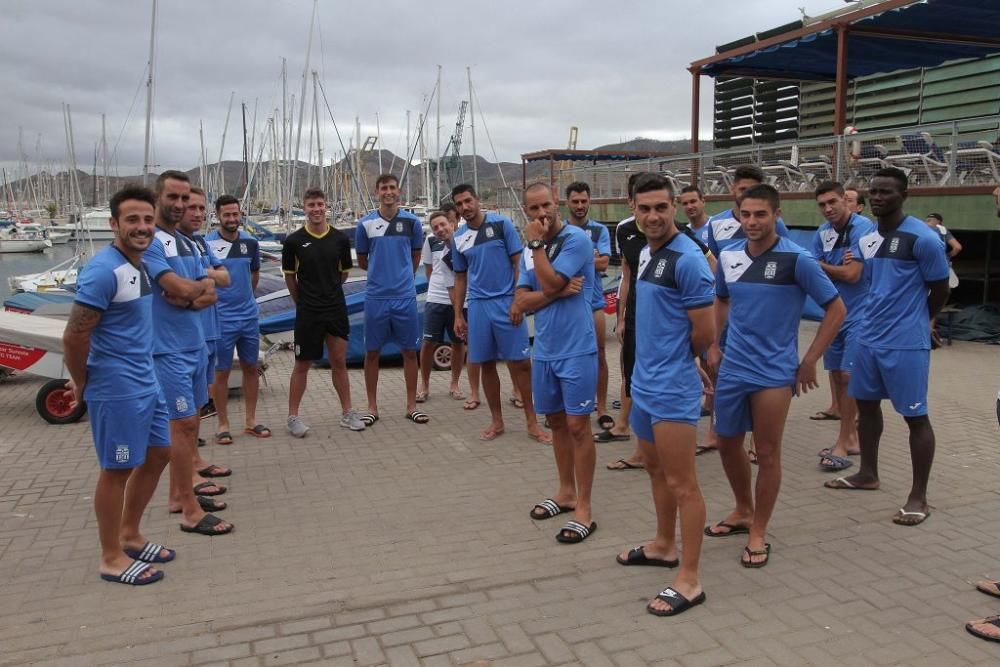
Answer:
[
  {"left": 73, "top": 246, "right": 159, "bottom": 401},
  {"left": 355, "top": 208, "right": 423, "bottom": 300},
  {"left": 631, "top": 233, "right": 715, "bottom": 397},
  {"left": 143, "top": 228, "right": 208, "bottom": 355},
  {"left": 857, "top": 216, "right": 950, "bottom": 350},
  {"left": 688, "top": 221, "right": 711, "bottom": 246},
  {"left": 575, "top": 219, "right": 611, "bottom": 310},
  {"left": 811, "top": 213, "right": 876, "bottom": 327},
  {"left": 206, "top": 229, "right": 261, "bottom": 322},
  {"left": 516, "top": 224, "right": 596, "bottom": 361},
  {"left": 187, "top": 232, "right": 221, "bottom": 342},
  {"left": 451, "top": 212, "right": 523, "bottom": 301},
  {"left": 717, "top": 237, "right": 839, "bottom": 386},
  {"left": 706, "top": 208, "right": 790, "bottom": 257}
]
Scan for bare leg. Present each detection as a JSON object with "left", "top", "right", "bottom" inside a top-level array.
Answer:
[
  {"left": 466, "top": 360, "right": 481, "bottom": 407},
  {"left": 542, "top": 411, "right": 577, "bottom": 508},
  {"left": 326, "top": 335, "right": 353, "bottom": 413},
  {"left": 211, "top": 370, "right": 231, "bottom": 434},
  {"left": 711, "top": 432, "right": 754, "bottom": 532},
  {"left": 508, "top": 359, "right": 550, "bottom": 442},
  {"left": 479, "top": 360, "right": 504, "bottom": 439},
  {"left": 241, "top": 361, "right": 260, "bottom": 429},
  {"left": 828, "top": 370, "right": 859, "bottom": 458},
  {"left": 647, "top": 420, "right": 705, "bottom": 610},
  {"left": 618, "top": 438, "right": 677, "bottom": 561},
  {"left": 902, "top": 414, "right": 935, "bottom": 515},
  {"left": 745, "top": 387, "right": 793, "bottom": 558},
  {"left": 402, "top": 349, "right": 419, "bottom": 413},
  {"left": 120, "top": 446, "right": 170, "bottom": 554},
  {"left": 449, "top": 342, "right": 465, "bottom": 394},
  {"left": 364, "top": 349, "right": 381, "bottom": 415},
  {"left": 418, "top": 340, "right": 435, "bottom": 397},
  {"left": 831, "top": 399, "right": 883, "bottom": 489},
  {"left": 169, "top": 416, "right": 226, "bottom": 529},
  {"left": 566, "top": 412, "right": 595, "bottom": 526},
  {"left": 288, "top": 358, "right": 311, "bottom": 417},
  {"left": 95, "top": 468, "right": 140, "bottom": 575}
]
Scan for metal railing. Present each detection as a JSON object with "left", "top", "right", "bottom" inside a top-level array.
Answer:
[{"left": 553, "top": 115, "right": 1000, "bottom": 196}]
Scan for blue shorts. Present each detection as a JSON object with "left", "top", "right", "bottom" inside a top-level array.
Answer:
[
  {"left": 467, "top": 296, "right": 530, "bottom": 364},
  {"left": 204, "top": 343, "right": 217, "bottom": 387},
  {"left": 823, "top": 324, "right": 858, "bottom": 372},
  {"left": 154, "top": 349, "right": 209, "bottom": 419},
  {"left": 532, "top": 353, "right": 598, "bottom": 416},
  {"left": 630, "top": 383, "right": 702, "bottom": 441},
  {"left": 422, "top": 302, "right": 456, "bottom": 343},
  {"left": 89, "top": 392, "right": 170, "bottom": 470},
  {"left": 217, "top": 318, "right": 260, "bottom": 370},
  {"left": 849, "top": 346, "right": 929, "bottom": 417},
  {"left": 714, "top": 376, "right": 790, "bottom": 437},
  {"left": 364, "top": 297, "right": 421, "bottom": 352}
]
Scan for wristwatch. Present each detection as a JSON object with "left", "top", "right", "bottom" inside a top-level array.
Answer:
[{"left": 527, "top": 239, "right": 544, "bottom": 250}]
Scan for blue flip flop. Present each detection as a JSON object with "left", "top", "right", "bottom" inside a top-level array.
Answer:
[
  {"left": 124, "top": 542, "right": 176, "bottom": 564},
  {"left": 819, "top": 454, "right": 853, "bottom": 472},
  {"left": 100, "top": 560, "right": 163, "bottom": 586}
]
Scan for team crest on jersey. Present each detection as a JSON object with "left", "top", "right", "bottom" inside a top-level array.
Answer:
[
  {"left": 175, "top": 396, "right": 188, "bottom": 414},
  {"left": 547, "top": 243, "right": 558, "bottom": 259},
  {"left": 115, "top": 446, "right": 130, "bottom": 463},
  {"left": 396, "top": 222, "right": 403, "bottom": 233},
  {"left": 654, "top": 258, "right": 666, "bottom": 278},
  {"left": 240, "top": 242, "right": 247, "bottom": 254},
  {"left": 889, "top": 237, "right": 899, "bottom": 254},
  {"left": 764, "top": 261, "right": 777, "bottom": 280},
  {"left": 485, "top": 226, "right": 495, "bottom": 238}
]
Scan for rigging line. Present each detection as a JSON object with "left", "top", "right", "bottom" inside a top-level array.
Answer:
[
  {"left": 316, "top": 79, "right": 376, "bottom": 212},
  {"left": 108, "top": 63, "right": 148, "bottom": 166},
  {"left": 398, "top": 79, "right": 439, "bottom": 191},
  {"left": 469, "top": 80, "right": 526, "bottom": 225}
]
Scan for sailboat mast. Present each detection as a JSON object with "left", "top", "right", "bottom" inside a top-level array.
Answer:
[
  {"left": 435, "top": 65, "right": 442, "bottom": 206},
  {"left": 241, "top": 101, "right": 249, "bottom": 194},
  {"left": 142, "top": 0, "right": 157, "bottom": 186},
  {"left": 405, "top": 110, "right": 411, "bottom": 204},
  {"left": 288, "top": 0, "right": 317, "bottom": 222},
  {"left": 468, "top": 67, "right": 478, "bottom": 193},
  {"left": 101, "top": 113, "right": 109, "bottom": 204}
]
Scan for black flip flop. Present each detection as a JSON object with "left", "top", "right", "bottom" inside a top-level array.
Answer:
[
  {"left": 406, "top": 410, "right": 429, "bottom": 424},
  {"left": 193, "top": 481, "right": 226, "bottom": 497},
  {"left": 695, "top": 444, "right": 718, "bottom": 456},
  {"left": 741, "top": 543, "right": 771, "bottom": 568},
  {"left": 616, "top": 545, "right": 679, "bottom": 568},
  {"left": 180, "top": 513, "right": 233, "bottom": 536},
  {"left": 646, "top": 588, "right": 706, "bottom": 617},
  {"left": 594, "top": 430, "right": 630, "bottom": 443},
  {"left": 704, "top": 521, "right": 749, "bottom": 537},
  {"left": 197, "top": 464, "right": 232, "bottom": 478},
  {"left": 360, "top": 413, "right": 379, "bottom": 427},
  {"left": 556, "top": 520, "right": 596, "bottom": 544},
  {"left": 607, "top": 458, "right": 644, "bottom": 470}
]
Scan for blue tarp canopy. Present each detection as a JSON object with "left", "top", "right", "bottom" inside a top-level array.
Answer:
[{"left": 701, "top": 0, "right": 1000, "bottom": 81}]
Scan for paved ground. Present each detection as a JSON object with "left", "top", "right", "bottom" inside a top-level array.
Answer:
[{"left": 2, "top": 322, "right": 1000, "bottom": 666}]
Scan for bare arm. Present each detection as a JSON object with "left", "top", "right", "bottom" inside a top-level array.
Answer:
[
  {"left": 284, "top": 273, "right": 299, "bottom": 305},
  {"left": 453, "top": 272, "right": 468, "bottom": 339},
  {"left": 207, "top": 265, "right": 231, "bottom": 288},
  {"left": 796, "top": 296, "right": 847, "bottom": 395},
  {"left": 594, "top": 254, "right": 610, "bottom": 272},
  {"left": 190, "top": 282, "right": 217, "bottom": 310},
  {"left": 157, "top": 272, "right": 210, "bottom": 302},
  {"left": 412, "top": 250, "right": 421, "bottom": 274},
  {"left": 706, "top": 296, "right": 730, "bottom": 375},
  {"left": 616, "top": 261, "right": 631, "bottom": 343},
  {"left": 529, "top": 247, "right": 569, "bottom": 298},
  {"left": 357, "top": 254, "right": 368, "bottom": 271},
  {"left": 947, "top": 237, "right": 962, "bottom": 258},
  {"left": 251, "top": 270, "right": 259, "bottom": 291},
  {"left": 818, "top": 259, "right": 863, "bottom": 284},
  {"left": 927, "top": 279, "right": 950, "bottom": 319},
  {"left": 687, "top": 304, "right": 716, "bottom": 357},
  {"left": 62, "top": 304, "right": 102, "bottom": 405},
  {"left": 424, "top": 265, "right": 433, "bottom": 281},
  {"left": 513, "top": 277, "right": 584, "bottom": 314}
]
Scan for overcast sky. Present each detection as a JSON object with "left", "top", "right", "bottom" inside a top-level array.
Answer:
[{"left": 1, "top": 0, "right": 844, "bottom": 175}]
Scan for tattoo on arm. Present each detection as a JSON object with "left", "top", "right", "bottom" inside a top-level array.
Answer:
[{"left": 66, "top": 304, "right": 102, "bottom": 335}]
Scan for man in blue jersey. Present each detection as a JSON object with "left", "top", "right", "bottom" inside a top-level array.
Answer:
[
  {"left": 706, "top": 184, "right": 844, "bottom": 566},
  {"left": 356, "top": 174, "right": 427, "bottom": 425},
  {"left": 417, "top": 210, "right": 466, "bottom": 402},
  {"left": 678, "top": 185, "right": 711, "bottom": 246},
  {"left": 516, "top": 183, "right": 597, "bottom": 542},
  {"left": 825, "top": 168, "right": 950, "bottom": 528},
  {"left": 206, "top": 195, "right": 269, "bottom": 443},
  {"left": 283, "top": 188, "right": 362, "bottom": 435},
  {"left": 64, "top": 185, "right": 172, "bottom": 585},
  {"left": 179, "top": 188, "right": 234, "bottom": 477},
  {"left": 145, "top": 170, "right": 233, "bottom": 536},
  {"left": 705, "top": 165, "right": 790, "bottom": 257},
  {"left": 451, "top": 183, "right": 550, "bottom": 443},
  {"left": 613, "top": 174, "right": 715, "bottom": 616},
  {"left": 565, "top": 181, "right": 614, "bottom": 432},
  {"left": 810, "top": 181, "right": 876, "bottom": 470}
]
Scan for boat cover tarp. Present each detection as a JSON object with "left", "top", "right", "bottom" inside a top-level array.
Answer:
[
  {"left": 943, "top": 304, "right": 1000, "bottom": 343},
  {"left": 703, "top": 0, "right": 1000, "bottom": 81},
  {"left": 0, "top": 311, "right": 67, "bottom": 353}
]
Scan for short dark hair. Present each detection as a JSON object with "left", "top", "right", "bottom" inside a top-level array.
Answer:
[
  {"left": 845, "top": 187, "right": 866, "bottom": 206},
  {"left": 814, "top": 180, "right": 846, "bottom": 199},
  {"left": 428, "top": 210, "right": 450, "bottom": 225},
  {"left": 679, "top": 185, "right": 704, "bottom": 199},
  {"left": 873, "top": 167, "right": 909, "bottom": 191},
  {"left": 451, "top": 183, "right": 477, "bottom": 200},
  {"left": 439, "top": 201, "right": 457, "bottom": 215},
  {"left": 739, "top": 183, "right": 780, "bottom": 211},
  {"left": 110, "top": 184, "right": 156, "bottom": 219},
  {"left": 303, "top": 188, "right": 326, "bottom": 202},
  {"left": 189, "top": 186, "right": 206, "bottom": 198},
  {"left": 215, "top": 194, "right": 240, "bottom": 211},
  {"left": 733, "top": 165, "right": 765, "bottom": 184},
  {"left": 927, "top": 212, "right": 944, "bottom": 222},
  {"left": 631, "top": 173, "right": 674, "bottom": 199},
  {"left": 565, "top": 181, "right": 590, "bottom": 198},
  {"left": 374, "top": 173, "right": 398, "bottom": 188},
  {"left": 155, "top": 170, "right": 190, "bottom": 195},
  {"left": 626, "top": 172, "right": 645, "bottom": 199}
]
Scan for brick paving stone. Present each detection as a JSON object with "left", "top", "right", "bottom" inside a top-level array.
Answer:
[{"left": 4, "top": 326, "right": 1000, "bottom": 666}]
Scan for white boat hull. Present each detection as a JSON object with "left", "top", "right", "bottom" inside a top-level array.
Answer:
[{"left": 0, "top": 238, "right": 51, "bottom": 253}]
